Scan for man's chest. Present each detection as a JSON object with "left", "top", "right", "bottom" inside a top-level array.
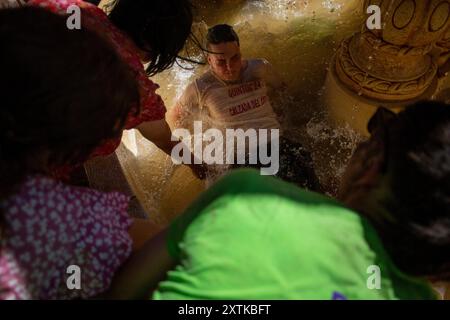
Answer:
[{"left": 202, "top": 79, "right": 270, "bottom": 120}]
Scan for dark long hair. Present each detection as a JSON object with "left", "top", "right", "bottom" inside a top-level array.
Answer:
[
  {"left": 107, "top": 0, "right": 195, "bottom": 76},
  {"left": 367, "top": 101, "right": 450, "bottom": 281},
  {"left": 0, "top": 7, "right": 140, "bottom": 227}
]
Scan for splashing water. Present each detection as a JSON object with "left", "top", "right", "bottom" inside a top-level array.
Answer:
[{"left": 112, "top": 0, "right": 365, "bottom": 224}]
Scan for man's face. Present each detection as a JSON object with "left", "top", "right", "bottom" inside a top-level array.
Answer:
[{"left": 207, "top": 41, "right": 243, "bottom": 82}]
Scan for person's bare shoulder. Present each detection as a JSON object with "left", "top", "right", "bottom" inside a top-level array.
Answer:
[
  {"left": 251, "top": 59, "right": 287, "bottom": 91},
  {"left": 252, "top": 58, "right": 272, "bottom": 68}
]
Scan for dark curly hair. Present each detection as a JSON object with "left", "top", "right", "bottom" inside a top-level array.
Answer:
[
  {"left": 367, "top": 101, "right": 450, "bottom": 281},
  {"left": 206, "top": 24, "right": 240, "bottom": 48},
  {"left": 0, "top": 7, "right": 139, "bottom": 221},
  {"left": 107, "top": 0, "right": 194, "bottom": 76}
]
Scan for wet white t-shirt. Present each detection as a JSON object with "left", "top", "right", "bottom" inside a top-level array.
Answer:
[{"left": 177, "top": 59, "right": 282, "bottom": 132}]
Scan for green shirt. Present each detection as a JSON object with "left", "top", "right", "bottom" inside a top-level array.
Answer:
[{"left": 153, "top": 170, "right": 436, "bottom": 300}]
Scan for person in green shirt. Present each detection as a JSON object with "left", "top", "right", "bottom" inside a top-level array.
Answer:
[{"left": 107, "top": 100, "right": 449, "bottom": 300}]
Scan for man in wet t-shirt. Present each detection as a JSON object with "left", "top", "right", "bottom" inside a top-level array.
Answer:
[{"left": 170, "top": 24, "right": 321, "bottom": 191}]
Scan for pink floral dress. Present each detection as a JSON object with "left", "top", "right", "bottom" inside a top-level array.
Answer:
[{"left": 0, "top": 176, "right": 132, "bottom": 299}]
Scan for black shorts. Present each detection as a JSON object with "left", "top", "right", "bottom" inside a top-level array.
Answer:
[{"left": 232, "top": 137, "right": 323, "bottom": 192}]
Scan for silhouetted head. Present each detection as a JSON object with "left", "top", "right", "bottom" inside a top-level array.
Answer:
[
  {"left": 0, "top": 7, "right": 139, "bottom": 199},
  {"left": 339, "top": 101, "right": 450, "bottom": 281},
  {"left": 206, "top": 24, "right": 243, "bottom": 82},
  {"left": 107, "top": 0, "right": 193, "bottom": 76}
]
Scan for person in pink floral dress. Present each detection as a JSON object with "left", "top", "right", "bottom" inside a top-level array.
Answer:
[{"left": 0, "top": 7, "right": 140, "bottom": 299}]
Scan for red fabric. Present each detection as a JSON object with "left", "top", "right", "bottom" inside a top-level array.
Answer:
[{"left": 29, "top": 0, "right": 167, "bottom": 164}]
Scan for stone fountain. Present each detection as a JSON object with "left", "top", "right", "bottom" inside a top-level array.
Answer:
[{"left": 325, "top": 0, "right": 450, "bottom": 135}]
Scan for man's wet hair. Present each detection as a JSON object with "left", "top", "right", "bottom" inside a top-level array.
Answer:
[
  {"left": 0, "top": 7, "right": 139, "bottom": 223},
  {"left": 107, "top": 0, "right": 194, "bottom": 76},
  {"left": 206, "top": 24, "right": 240, "bottom": 48},
  {"left": 366, "top": 101, "right": 450, "bottom": 281}
]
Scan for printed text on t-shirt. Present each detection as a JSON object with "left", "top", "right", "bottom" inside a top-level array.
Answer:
[
  {"left": 229, "top": 95, "right": 268, "bottom": 116},
  {"left": 228, "top": 80, "right": 262, "bottom": 98}
]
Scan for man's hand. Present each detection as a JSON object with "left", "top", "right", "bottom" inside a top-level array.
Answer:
[
  {"left": 187, "top": 149, "right": 208, "bottom": 180},
  {"left": 188, "top": 162, "right": 208, "bottom": 180},
  {"left": 170, "top": 136, "right": 208, "bottom": 180}
]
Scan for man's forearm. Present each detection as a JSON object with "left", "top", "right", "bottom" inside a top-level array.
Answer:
[
  {"left": 105, "top": 229, "right": 176, "bottom": 300},
  {"left": 137, "top": 119, "right": 207, "bottom": 179},
  {"left": 137, "top": 119, "right": 175, "bottom": 156}
]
